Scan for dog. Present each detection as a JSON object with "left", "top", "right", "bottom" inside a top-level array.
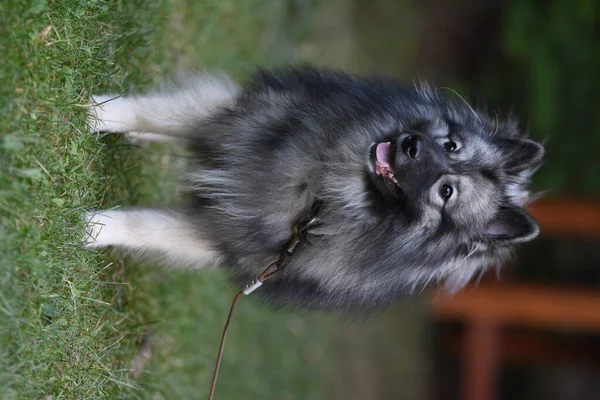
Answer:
[{"left": 85, "top": 67, "right": 543, "bottom": 310}]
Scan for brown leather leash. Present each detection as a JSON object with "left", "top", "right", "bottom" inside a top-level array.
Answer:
[{"left": 208, "top": 218, "right": 316, "bottom": 400}]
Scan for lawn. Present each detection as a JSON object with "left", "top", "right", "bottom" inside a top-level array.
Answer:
[{"left": 0, "top": 1, "right": 339, "bottom": 398}]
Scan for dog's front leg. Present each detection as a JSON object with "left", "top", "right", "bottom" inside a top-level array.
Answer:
[
  {"left": 87, "top": 73, "right": 239, "bottom": 143},
  {"left": 84, "top": 208, "right": 221, "bottom": 268}
]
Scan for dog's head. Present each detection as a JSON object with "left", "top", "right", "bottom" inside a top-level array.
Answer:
[{"left": 316, "top": 78, "right": 544, "bottom": 294}]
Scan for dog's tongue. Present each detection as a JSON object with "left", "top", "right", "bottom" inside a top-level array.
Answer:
[{"left": 376, "top": 142, "right": 392, "bottom": 170}]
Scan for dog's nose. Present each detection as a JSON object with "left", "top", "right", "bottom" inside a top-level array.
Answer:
[{"left": 400, "top": 135, "right": 423, "bottom": 160}]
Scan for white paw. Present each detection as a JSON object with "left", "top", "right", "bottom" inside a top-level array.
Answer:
[
  {"left": 88, "top": 94, "right": 136, "bottom": 134},
  {"left": 83, "top": 210, "right": 127, "bottom": 248}
]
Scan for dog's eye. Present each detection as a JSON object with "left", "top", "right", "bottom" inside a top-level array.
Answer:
[
  {"left": 439, "top": 184, "right": 453, "bottom": 200},
  {"left": 443, "top": 140, "right": 458, "bottom": 152}
]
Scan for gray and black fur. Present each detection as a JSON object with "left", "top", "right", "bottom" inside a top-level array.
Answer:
[{"left": 86, "top": 67, "right": 544, "bottom": 310}]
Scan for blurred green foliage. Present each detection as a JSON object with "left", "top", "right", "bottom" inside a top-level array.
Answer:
[{"left": 484, "top": 0, "right": 600, "bottom": 195}]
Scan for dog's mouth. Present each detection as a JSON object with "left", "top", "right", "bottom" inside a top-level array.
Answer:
[{"left": 370, "top": 142, "right": 403, "bottom": 197}]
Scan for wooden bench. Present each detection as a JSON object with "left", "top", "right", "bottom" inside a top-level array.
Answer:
[{"left": 429, "top": 199, "right": 600, "bottom": 400}]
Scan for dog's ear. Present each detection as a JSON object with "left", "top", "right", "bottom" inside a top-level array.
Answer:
[
  {"left": 498, "top": 138, "right": 544, "bottom": 172},
  {"left": 485, "top": 205, "right": 540, "bottom": 245}
]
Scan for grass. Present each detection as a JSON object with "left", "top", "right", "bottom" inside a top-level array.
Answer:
[{"left": 0, "top": 1, "right": 339, "bottom": 398}]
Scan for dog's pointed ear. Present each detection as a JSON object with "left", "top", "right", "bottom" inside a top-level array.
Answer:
[
  {"left": 498, "top": 138, "right": 544, "bottom": 172},
  {"left": 485, "top": 205, "right": 540, "bottom": 245}
]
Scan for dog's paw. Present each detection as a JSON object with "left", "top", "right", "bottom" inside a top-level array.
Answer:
[
  {"left": 83, "top": 210, "right": 106, "bottom": 248},
  {"left": 83, "top": 210, "right": 125, "bottom": 249},
  {"left": 87, "top": 94, "right": 135, "bottom": 134}
]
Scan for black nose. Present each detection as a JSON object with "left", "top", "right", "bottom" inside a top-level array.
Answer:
[{"left": 401, "top": 135, "right": 422, "bottom": 160}]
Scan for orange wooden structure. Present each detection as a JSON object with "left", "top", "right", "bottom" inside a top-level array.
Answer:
[{"left": 429, "top": 199, "right": 600, "bottom": 400}]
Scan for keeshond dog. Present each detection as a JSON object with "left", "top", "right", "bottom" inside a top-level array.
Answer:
[{"left": 85, "top": 67, "right": 543, "bottom": 310}]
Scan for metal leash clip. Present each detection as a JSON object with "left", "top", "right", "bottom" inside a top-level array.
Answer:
[{"left": 242, "top": 216, "right": 318, "bottom": 295}]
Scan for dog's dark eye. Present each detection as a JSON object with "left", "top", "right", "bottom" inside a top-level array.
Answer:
[
  {"left": 443, "top": 140, "right": 458, "bottom": 152},
  {"left": 440, "top": 184, "right": 453, "bottom": 200}
]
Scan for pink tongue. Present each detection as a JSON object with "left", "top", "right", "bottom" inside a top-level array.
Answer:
[{"left": 376, "top": 142, "right": 392, "bottom": 169}]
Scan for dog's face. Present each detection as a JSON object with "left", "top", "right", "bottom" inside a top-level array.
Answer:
[
  {"left": 368, "top": 115, "right": 542, "bottom": 240},
  {"left": 312, "top": 81, "right": 544, "bottom": 298},
  {"left": 352, "top": 86, "right": 542, "bottom": 290}
]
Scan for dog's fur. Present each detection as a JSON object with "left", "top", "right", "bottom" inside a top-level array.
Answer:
[{"left": 86, "top": 67, "right": 543, "bottom": 310}]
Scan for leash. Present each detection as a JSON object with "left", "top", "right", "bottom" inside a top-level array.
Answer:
[{"left": 208, "top": 217, "right": 317, "bottom": 400}]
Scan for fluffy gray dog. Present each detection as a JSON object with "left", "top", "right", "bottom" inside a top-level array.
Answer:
[{"left": 85, "top": 67, "right": 543, "bottom": 310}]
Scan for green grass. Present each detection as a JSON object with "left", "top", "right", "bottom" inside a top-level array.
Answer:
[{"left": 0, "top": 1, "right": 339, "bottom": 398}]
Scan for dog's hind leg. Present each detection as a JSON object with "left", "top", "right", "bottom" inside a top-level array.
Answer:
[
  {"left": 84, "top": 208, "right": 221, "bottom": 268},
  {"left": 87, "top": 73, "right": 239, "bottom": 142}
]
